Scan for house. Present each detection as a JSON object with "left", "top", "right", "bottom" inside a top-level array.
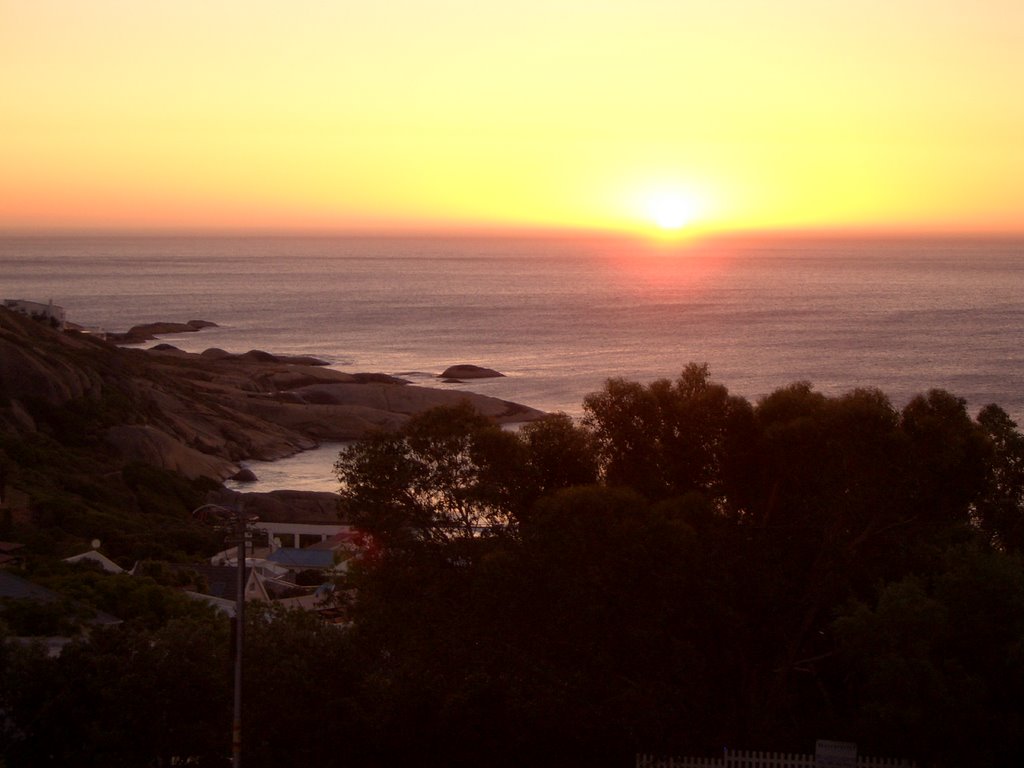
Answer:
[
  {"left": 63, "top": 549, "right": 125, "bottom": 574},
  {"left": 197, "top": 524, "right": 360, "bottom": 616},
  {"left": 2, "top": 298, "right": 66, "bottom": 329},
  {"left": 274, "top": 582, "right": 347, "bottom": 622},
  {"left": 155, "top": 562, "right": 272, "bottom": 605},
  {"left": 266, "top": 547, "right": 338, "bottom": 572},
  {"left": 253, "top": 521, "right": 351, "bottom": 550}
]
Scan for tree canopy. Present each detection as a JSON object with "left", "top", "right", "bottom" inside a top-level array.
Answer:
[
  {"left": 5, "top": 369, "right": 1024, "bottom": 767},
  {"left": 330, "top": 371, "right": 1024, "bottom": 766}
]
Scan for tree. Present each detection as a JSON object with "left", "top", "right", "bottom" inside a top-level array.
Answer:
[
  {"left": 582, "top": 363, "right": 757, "bottom": 507},
  {"left": 0, "top": 614, "right": 230, "bottom": 767},
  {"left": 329, "top": 371, "right": 1024, "bottom": 765},
  {"left": 900, "top": 389, "right": 990, "bottom": 528},
  {"left": 335, "top": 401, "right": 529, "bottom": 546},
  {"left": 336, "top": 402, "right": 601, "bottom": 548},
  {"left": 240, "top": 604, "right": 371, "bottom": 768},
  {"left": 833, "top": 545, "right": 1024, "bottom": 767},
  {"left": 514, "top": 485, "right": 731, "bottom": 757},
  {"left": 515, "top": 412, "right": 600, "bottom": 510},
  {"left": 975, "top": 403, "right": 1024, "bottom": 552}
]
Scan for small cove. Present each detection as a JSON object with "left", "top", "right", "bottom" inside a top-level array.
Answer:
[{"left": 223, "top": 442, "right": 351, "bottom": 493}]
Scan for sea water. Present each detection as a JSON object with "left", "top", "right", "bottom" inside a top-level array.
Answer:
[{"left": 3, "top": 233, "right": 1023, "bottom": 491}]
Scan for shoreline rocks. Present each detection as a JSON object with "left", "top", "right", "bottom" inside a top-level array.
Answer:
[
  {"left": 439, "top": 364, "right": 505, "bottom": 380},
  {"left": 0, "top": 308, "right": 546, "bottom": 485},
  {"left": 107, "top": 319, "right": 218, "bottom": 344}
]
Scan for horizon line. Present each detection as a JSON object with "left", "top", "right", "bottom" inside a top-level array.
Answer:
[{"left": 2, "top": 224, "right": 1024, "bottom": 241}]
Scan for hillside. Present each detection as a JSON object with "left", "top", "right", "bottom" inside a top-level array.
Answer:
[{"left": 0, "top": 307, "right": 543, "bottom": 560}]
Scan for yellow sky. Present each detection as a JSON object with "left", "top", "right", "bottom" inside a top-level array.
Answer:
[{"left": 2, "top": 0, "right": 1022, "bottom": 235}]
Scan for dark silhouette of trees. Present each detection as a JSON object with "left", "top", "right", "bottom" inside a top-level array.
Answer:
[
  {"left": 333, "top": 370, "right": 1024, "bottom": 766},
  {"left": 6, "top": 370, "right": 1024, "bottom": 767},
  {"left": 582, "top": 363, "right": 757, "bottom": 508},
  {"left": 1, "top": 614, "right": 230, "bottom": 766},
  {"left": 833, "top": 544, "right": 1024, "bottom": 765},
  {"left": 336, "top": 401, "right": 598, "bottom": 547},
  {"left": 975, "top": 403, "right": 1024, "bottom": 552}
]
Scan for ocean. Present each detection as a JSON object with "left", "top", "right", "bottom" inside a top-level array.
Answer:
[{"left": 3, "top": 233, "right": 1022, "bottom": 491}]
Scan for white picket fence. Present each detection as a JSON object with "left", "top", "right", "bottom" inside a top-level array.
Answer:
[{"left": 636, "top": 749, "right": 916, "bottom": 768}]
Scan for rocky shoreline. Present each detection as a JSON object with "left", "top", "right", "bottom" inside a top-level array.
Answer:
[
  {"left": 101, "top": 319, "right": 219, "bottom": 344},
  {"left": 0, "top": 309, "right": 546, "bottom": 486}
]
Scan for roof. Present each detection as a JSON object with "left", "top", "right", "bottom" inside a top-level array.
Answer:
[
  {"left": 185, "top": 591, "right": 237, "bottom": 617},
  {"left": 167, "top": 563, "right": 249, "bottom": 599},
  {"left": 267, "top": 548, "right": 336, "bottom": 569},
  {"left": 64, "top": 550, "right": 125, "bottom": 574},
  {"left": 162, "top": 563, "right": 270, "bottom": 602}
]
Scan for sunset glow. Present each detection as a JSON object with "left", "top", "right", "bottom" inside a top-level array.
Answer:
[
  {"left": 646, "top": 194, "right": 697, "bottom": 232},
  {"left": 2, "top": 1, "right": 1022, "bottom": 235}
]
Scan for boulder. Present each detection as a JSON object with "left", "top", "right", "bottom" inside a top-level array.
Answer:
[
  {"left": 105, "top": 425, "right": 238, "bottom": 480},
  {"left": 148, "top": 344, "right": 189, "bottom": 357},
  {"left": 439, "top": 364, "right": 504, "bottom": 379},
  {"left": 200, "top": 348, "right": 233, "bottom": 360}
]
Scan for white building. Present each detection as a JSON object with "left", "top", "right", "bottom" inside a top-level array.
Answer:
[{"left": 3, "top": 298, "right": 66, "bottom": 328}]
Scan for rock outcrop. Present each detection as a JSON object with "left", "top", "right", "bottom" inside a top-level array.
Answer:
[
  {"left": 0, "top": 331, "right": 104, "bottom": 406},
  {"left": 105, "top": 424, "right": 238, "bottom": 481},
  {"left": 232, "top": 468, "right": 258, "bottom": 483},
  {"left": 106, "top": 319, "right": 217, "bottom": 344},
  {"left": 278, "top": 381, "right": 533, "bottom": 421},
  {"left": 440, "top": 364, "right": 505, "bottom": 380},
  {"left": 0, "top": 307, "right": 545, "bottom": 483}
]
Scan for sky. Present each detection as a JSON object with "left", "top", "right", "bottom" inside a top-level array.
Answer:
[{"left": 2, "top": 0, "right": 1022, "bottom": 235}]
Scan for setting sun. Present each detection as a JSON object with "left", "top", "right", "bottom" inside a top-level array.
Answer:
[
  {"left": 624, "top": 182, "right": 714, "bottom": 237},
  {"left": 645, "top": 192, "right": 698, "bottom": 232},
  {"left": 1, "top": 1, "right": 1022, "bottom": 234}
]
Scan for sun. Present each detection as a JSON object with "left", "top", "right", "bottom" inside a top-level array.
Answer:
[
  {"left": 638, "top": 188, "right": 703, "bottom": 235},
  {"left": 620, "top": 179, "right": 718, "bottom": 238},
  {"left": 648, "top": 194, "right": 695, "bottom": 230}
]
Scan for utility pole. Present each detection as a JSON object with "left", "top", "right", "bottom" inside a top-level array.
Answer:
[{"left": 193, "top": 501, "right": 257, "bottom": 768}]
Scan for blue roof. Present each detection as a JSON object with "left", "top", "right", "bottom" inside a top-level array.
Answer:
[{"left": 267, "top": 548, "right": 335, "bottom": 569}]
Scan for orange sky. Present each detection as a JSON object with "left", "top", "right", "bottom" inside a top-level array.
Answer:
[{"left": 2, "top": 1, "right": 1022, "bottom": 235}]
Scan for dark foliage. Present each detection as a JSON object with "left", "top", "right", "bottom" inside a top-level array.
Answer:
[
  {"left": 0, "top": 429, "right": 222, "bottom": 564},
  {"left": 330, "top": 372, "right": 1024, "bottom": 766},
  {"left": 5, "top": 369, "right": 1024, "bottom": 767}
]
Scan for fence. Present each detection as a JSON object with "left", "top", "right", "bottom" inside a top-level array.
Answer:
[{"left": 636, "top": 749, "right": 916, "bottom": 768}]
